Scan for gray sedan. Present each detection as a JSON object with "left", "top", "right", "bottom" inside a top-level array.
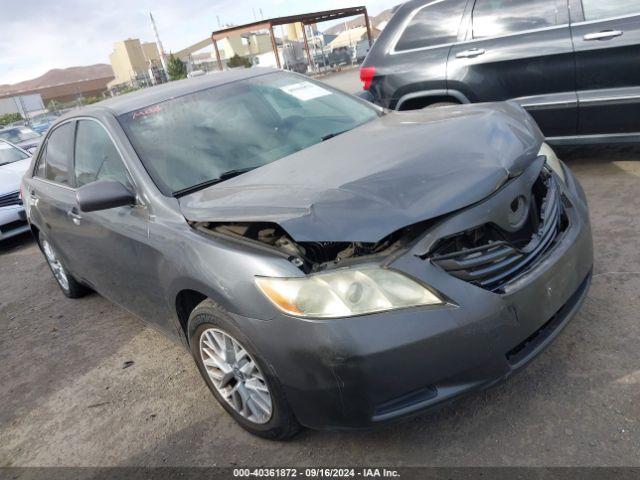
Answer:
[{"left": 21, "top": 69, "right": 593, "bottom": 439}]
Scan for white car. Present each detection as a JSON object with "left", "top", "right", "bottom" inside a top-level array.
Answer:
[{"left": 0, "top": 139, "right": 31, "bottom": 241}]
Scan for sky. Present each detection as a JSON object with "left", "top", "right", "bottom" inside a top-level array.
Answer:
[{"left": 0, "top": 0, "right": 399, "bottom": 86}]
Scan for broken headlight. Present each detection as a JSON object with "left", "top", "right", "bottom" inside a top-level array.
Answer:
[
  {"left": 255, "top": 266, "right": 443, "bottom": 318},
  {"left": 539, "top": 143, "right": 566, "bottom": 183}
]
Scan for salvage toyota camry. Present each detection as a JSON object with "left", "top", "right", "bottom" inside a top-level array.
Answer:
[{"left": 22, "top": 69, "right": 593, "bottom": 439}]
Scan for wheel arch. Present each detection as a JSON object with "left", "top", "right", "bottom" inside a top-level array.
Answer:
[
  {"left": 395, "top": 89, "right": 470, "bottom": 110},
  {"left": 175, "top": 289, "right": 208, "bottom": 341}
]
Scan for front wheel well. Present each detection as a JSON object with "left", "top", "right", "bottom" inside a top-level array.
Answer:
[
  {"left": 30, "top": 224, "right": 40, "bottom": 244},
  {"left": 398, "top": 95, "right": 461, "bottom": 111},
  {"left": 175, "top": 289, "right": 208, "bottom": 339}
]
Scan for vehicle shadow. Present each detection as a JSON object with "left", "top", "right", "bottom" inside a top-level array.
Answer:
[{"left": 0, "top": 231, "right": 35, "bottom": 256}]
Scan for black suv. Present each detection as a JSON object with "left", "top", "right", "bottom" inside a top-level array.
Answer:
[{"left": 361, "top": 0, "right": 640, "bottom": 145}]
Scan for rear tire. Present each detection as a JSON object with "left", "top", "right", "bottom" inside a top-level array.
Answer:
[
  {"left": 423, "top": 102, "right": 458, "bottom": 109},
  {"left": 39, "top": 233, "right": 90, "bottom": 299},
  {"left": 188, "top": 299, "right": 301, "bottom": 440}
]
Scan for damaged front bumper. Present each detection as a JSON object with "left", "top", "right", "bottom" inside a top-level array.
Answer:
[{"left": 231, "top": 164, "right": 593, "bottom": 430}]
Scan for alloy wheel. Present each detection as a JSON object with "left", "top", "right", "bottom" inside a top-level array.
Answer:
[
  {"left": 41, "top": 240, "right": 69, "bottom": 291},
  {"left": 199, "top": 328, "right": 273, "bottom": 424}
]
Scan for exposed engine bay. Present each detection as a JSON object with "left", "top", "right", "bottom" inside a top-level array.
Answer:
[{"left": 191, "top": 221, "right": 428, "bottom": 273}]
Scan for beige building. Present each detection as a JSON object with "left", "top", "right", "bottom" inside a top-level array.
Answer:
[
  {"left": 108, "top": 39, "right": 164, "bottom": 89},
  {"left": 215, "top": 33, "right": 273, "bottom": 61},
  {"left": 328, "top": 26, "right": 381, "bottom": 49},
  {"left": 182, "top": 33, "right": 275, "bottom": 71}
]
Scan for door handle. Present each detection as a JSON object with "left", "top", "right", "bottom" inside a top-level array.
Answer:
[
  {"left": 456, "top": 48, "right": 486, "bottom": 59},
  {"left": 28, "top": 191, "right": 38, "bottom": 206},
  {"left": 67, "top": 210, "right": 82, "bottom": 226},
  {"left": 583, "top": 30, "right": 623, "bottom": 41}
]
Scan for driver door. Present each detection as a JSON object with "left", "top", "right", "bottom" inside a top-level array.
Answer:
[{"left": 70, "top": 119, "right": 172, "bottom": 333}]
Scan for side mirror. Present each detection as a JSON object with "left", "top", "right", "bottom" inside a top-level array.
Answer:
[{"left": 76, "top": 180, "right": 136, "bottom": 213}]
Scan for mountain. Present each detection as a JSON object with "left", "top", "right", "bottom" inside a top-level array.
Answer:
[
  {"left": 0, "top": 64, "right": 114, "bottom": 97},
  {"left": 323, "top": 9, "right": 395, "bottom": 35}
]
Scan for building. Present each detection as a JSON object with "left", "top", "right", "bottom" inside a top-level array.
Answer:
[
  {"left": 0, "top": 65, "right": 115, "bottom": 107},
  {"left": 177, "top": 32, "right": 275, "bottom": 71},
  {"left": 0, "top": 94, "right": 45, "bottom": 118},
  {"left": 108, "top": 39, "right": 166, "bottom": 90},
  {"left": 328, "top": 26, "right": 381, "bottom": 50}
]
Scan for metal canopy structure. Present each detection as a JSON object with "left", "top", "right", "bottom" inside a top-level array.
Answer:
[{"left": 210, "top": 6, "right": 373, "bottom": 71}]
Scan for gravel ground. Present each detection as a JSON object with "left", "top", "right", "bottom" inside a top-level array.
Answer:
[{"left": 0, "top": 77, "right": 638, "bottom": 467}]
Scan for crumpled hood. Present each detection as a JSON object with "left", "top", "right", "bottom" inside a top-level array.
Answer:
[
  {"left": 0, "top": 158, "right": 31, "bottom": 196},
  {"left": 179, "top": 102, "right": 544, "bottom": 242}
]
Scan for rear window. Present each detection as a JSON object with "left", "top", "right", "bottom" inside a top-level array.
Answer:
[
  {"left": 0, "top": 127, "right": 40, "bottom": 144},
  {"left": 0, "top": 141, "right": 29, "bottom": 166},
  {"left": 581, "top": 0, "right": 639, "bottom": 21},
  {"left": 472, "top": 0, "right": 562, "bottom": 39},
  {"left": 395, "top": 0, "right": 467, "bottom": 52},
  {"left": 40, "top": 123, "right": 74, "bottom": 185}
]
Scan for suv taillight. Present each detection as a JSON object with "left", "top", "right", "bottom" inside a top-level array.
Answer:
[{"left": 360, "top": 66, "right": 376, "bottom": 90}]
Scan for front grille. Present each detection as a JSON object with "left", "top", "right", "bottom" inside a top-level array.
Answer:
[
  {"left": 0, "top": 191, "right": 21, "bottom": 208},
  {"left": 430, "top": 171, "right": 568, "bottom": 293}
]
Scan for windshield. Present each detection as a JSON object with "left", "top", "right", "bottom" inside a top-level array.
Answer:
[
  {"left": 0, "top": 127, "right": 40, "bottom": 144},
  {"left": 118, "top": 72, "right": 380, "bottom": 196},
  {"left": 0, "top": 141, "right": 29, "bottom": 166}
]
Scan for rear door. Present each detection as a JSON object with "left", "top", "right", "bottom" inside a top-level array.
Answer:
[
  {"left": 448, "top": 0, "right": 577, "bottom": 137},
  {"left": 569, "top": 0, "right": 640, "bottom": 135},
  {"left": 28, "top": 122, "right": 80, "bottom": 273}
]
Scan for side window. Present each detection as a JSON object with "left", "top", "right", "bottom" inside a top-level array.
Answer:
[
  {"left": 43, "top": 123, "right": 74, "bottom": 185},
  {"left": 581, "top": 0, "right": 639, "bottom": 21},
  {"left": 472, "top": 0, "right": 562, "bottom": 39},
  {"left": 34, "top": 143, "right": 47, "bottom": 178},
  {"left": 74, "top": 120, "right": 132, "bottom": 188},
  {"left": 395, "top": 0, "right": 468, "bottom": 52}
]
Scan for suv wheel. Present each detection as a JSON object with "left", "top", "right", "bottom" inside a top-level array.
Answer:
[
  {"left": 188, "top": 299, "right": 300, "bottom": 440},
  {"left": 40, "top": 234, "right": 90, "bottom": 298}
]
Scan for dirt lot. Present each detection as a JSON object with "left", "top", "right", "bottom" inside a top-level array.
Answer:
[{"left": 1, "top": 145, "right": 638, "bottom": 467}]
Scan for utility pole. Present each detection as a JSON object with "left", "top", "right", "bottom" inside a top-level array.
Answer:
[{"left": 149, "top": 12, "right": 168, "bottom": 72}]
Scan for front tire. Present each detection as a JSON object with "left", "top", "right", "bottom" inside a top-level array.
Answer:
[
  {"left": 188, "top": 299, "right": 300, "bottom": 440},
  {"left": 39, "top": 233, "right": 90, "bottom": 299}
]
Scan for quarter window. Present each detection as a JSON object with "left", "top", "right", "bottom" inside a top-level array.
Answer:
[
  {"left": 395, "top": 0, "right": 467, "bottom": 52},
  {"left": 472, "top": 0, "right": 562, "bottom": 39},
  {"left": 74, "top": 120, "right": 131, "bottom": 188},
  {"left": 581, "top": 0, "right": 639, "bottom": 21},
  {"left": 41, "top": 123, "right": 74, "bottom": 185}
]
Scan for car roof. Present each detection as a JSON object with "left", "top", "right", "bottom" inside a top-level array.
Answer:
[{"left": 60, "top": 68, "right": 280, "bottom": 120}]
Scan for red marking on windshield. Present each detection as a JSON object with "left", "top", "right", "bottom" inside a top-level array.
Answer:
[{"left": 132, "top": 105, "right": 161, "bottom": 120}]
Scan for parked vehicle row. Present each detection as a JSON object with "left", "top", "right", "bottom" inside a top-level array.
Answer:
[
  {"left": 361, "top": 0, "right": 640, "bottom": 145},
  {"left": 0, "top": 126, "right": 42, "bottom": 154},
  {"left": 22, "top": 69, "right": 592, "bottom": 439}
]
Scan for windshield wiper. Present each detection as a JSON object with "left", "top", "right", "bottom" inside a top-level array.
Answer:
[
  {"left": 173, "top": 166, "right": 261, "bottom": 197},
  {"left": 320, "top": 129, "right": 350, "bottom": 142}
]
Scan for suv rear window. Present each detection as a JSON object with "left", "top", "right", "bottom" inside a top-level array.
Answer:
[
  {"left": 581, "top": 0, "right": 639, "bottom": 21},
  {"left": 395, "top": 0, "right": 467, "bottom": 52},
  {"left": 472, "top": 0, "right": 562, "bottom": 39}
]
